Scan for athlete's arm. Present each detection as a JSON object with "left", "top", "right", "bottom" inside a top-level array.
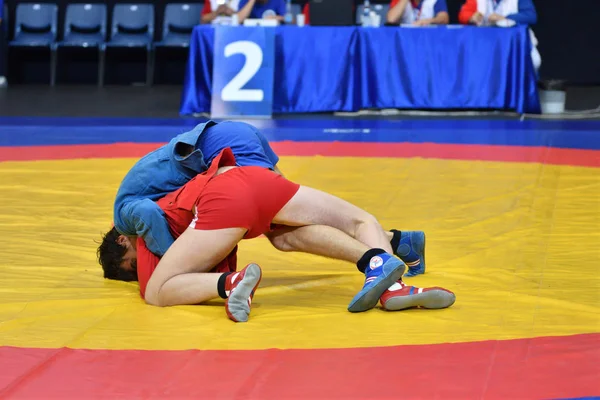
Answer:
[
  {"left": 136, "top": 237, "right": 161, "bottom": 299},
  {"left": 121, "top": 199, "right": 175, "bottom": 256}
]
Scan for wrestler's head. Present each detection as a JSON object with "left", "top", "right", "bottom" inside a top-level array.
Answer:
[{"left": 97, "top": 227, "right": 139, "bottom": 282}]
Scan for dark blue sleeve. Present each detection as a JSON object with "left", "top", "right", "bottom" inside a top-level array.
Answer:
[
  {"left": 275, "top": 0, "right": 287, "bottom": 16},
  {"left": 253, "top": 127, "right": 280, "bottom": 166},
  {"left": 506, "top": 0, "right": 537, "bottom": 25},
  {"left": 121, "top": 199, "right": 175, "bottom": 256},
  {"left": 434, "top": 0, "right": 448, "bottom": 15},
  {"left": 238, "top": 0, "right": 249, "bottom": 10}
]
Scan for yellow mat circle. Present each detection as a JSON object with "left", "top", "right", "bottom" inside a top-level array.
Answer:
[{"left": 0, "top": 156, "right": 598, "bottom": 351}]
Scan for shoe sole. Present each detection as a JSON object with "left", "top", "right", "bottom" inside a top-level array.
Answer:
[
  {"left": 405, "top": 231, "right": 426, "bottom": 277},
  {"left": 383, "top": 289, "right": 455, "bottom": 311},
  {"left": 226, "top": 263, "right": 262, "bottom": 322},
  {"left": 348, "top": 262, "right": 406, "bottom": 313}
]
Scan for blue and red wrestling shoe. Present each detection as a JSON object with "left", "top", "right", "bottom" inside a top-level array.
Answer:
[{"left": 380, "top": 280, "right": 456, "bottom": 311}]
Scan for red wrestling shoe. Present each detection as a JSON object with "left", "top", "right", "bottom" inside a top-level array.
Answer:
[
  {"left": 225, "top": 263, "right": 262, "bottom": 322},
  {"left": 380, "top": 280, "right": 455, "bottom": 311}
]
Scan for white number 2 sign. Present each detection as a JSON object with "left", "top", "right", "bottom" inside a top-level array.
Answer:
[
  {"left": 221, "top": 41, "right": 264, "bottom": 102},
  {"left": 211, "top": 27, "right": 274, "bottom": 118}
]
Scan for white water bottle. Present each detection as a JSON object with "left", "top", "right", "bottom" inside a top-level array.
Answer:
[{"left": 362, "top": 0, "right": 372, "bottom": 27}]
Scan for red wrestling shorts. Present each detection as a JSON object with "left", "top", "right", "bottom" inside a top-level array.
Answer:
[{"left": 190, "top": 166, "right": 300, "bottom": 239}]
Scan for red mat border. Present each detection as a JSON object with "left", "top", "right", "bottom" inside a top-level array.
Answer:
[
  {"left": 1, "top": 333, "right": 598, "bottom": 399},
  {"left": 1, "top": 142, "right": 599, "bottom": 167}
]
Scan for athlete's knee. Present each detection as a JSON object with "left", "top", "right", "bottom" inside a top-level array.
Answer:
[
  {"left": 147, "top": 297, "right": 169, "bottom": 307},
  {"left": 265, "top": 229, "right": 297, "bottom": 252},
  {"left": 145, "top": 285, "right": 169, "bottom": 307},
  {"left": 354, "top": 212, "right": 382, "bottom": 232},
  {"left": 145, "top": 295, "right": 162, "bottom": 307}
]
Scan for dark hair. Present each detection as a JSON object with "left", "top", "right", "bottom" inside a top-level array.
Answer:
[{"left": 97, "top": 227, "right": 138, "bottom": 282}]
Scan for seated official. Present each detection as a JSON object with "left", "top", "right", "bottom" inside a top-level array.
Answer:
[
  {"left": 458, "top": 0, "right": 536, "bottom": 26},
  {"left": 201, "top": 0, "right": 240, "bottom": 24},
  {"left": 386, "top": 0, "right": 449, "bottom": 26},
  {"left": 237, "top": 0, "right": 286, "bottom": 23},
  {"left": 458, "top": 0, "right": 541, "bottom": 73}
]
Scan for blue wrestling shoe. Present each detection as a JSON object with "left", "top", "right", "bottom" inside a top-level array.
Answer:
[
  {"left": 393, "top": 231, "right": 426, "bottom": 277},
  {"left": 348, "top": 253, "right": 406, "bottom": 313}
]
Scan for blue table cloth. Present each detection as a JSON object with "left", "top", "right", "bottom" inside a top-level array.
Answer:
[{"left": 180, "top": 25, "right": 540, "bottom": 115}]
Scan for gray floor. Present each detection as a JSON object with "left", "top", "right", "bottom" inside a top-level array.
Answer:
[
  {"left": 0, "top": 85, "right": 184, "bottom": 118},
  {"left": 0, "top": 84, "right": 598, "bottom": 119}
]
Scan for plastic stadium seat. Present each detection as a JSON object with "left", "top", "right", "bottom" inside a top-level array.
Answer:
[
  {"left": 150, "top": 3, "right": 201, "bottom": 84},
  {"left": 156, "top": 3, "right": 201, "bottom": 48},
  {"left": 58, "top": 3, "right": 107, "bottom": 86},
  {"left": 105, "top": 4, "right": 154, "bottom": 85},
  {"left": 9, "top": 3, "right": 58, "bottom": 85}
]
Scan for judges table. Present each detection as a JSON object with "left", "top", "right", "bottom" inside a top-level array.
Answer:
[{"left": 180, "top": 25, "right": 541, "bottom": 115}]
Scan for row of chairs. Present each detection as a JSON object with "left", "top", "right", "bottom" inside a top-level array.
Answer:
[
  {"left": 6, "top": 2, "right": 388, "bottom": 86},
  {"left": 8, "top": 3, "right": 205, "bottom": 86}
]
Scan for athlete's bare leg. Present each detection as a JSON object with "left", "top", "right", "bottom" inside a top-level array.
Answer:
[
  {"left": 272, "top": 186, "right": 405, "bottom": 312},
  {"left": 272, "top": 186, "right": 394, "bottom": 254},
  {"left": 265, "top": 225, "right": 369, "bottom": 264},
  {"left": 145, "top": 227, "right": 245, "bottom": 307}
]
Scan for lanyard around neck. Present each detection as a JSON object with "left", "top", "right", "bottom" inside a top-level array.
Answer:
[{"left": 411, "top": 0, "right": 423, "bottom": 20}]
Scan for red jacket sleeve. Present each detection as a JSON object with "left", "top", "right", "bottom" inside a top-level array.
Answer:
[
  {"left": 458, "top": 0, "right": 477, "bottom": 24},
  {"left": 302, "top": 4, "right": 310, "bottom": 25},
  {"left": 136, "top": 238, "right": 160, "bottom": 300},
  {"left": 202, "top": 1, "right": 212, "bottom": 16}
]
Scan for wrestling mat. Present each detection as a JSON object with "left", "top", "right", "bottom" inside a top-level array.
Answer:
[{"left": 0, "top": 118, "right": 598, "bottom": 399}]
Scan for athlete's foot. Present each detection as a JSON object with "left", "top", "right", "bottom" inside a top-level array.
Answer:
[
  {"left": 225, "top": 263, "right": 262, "bottom": 322},
  {"left": 393, "top": 230, "right": 426, "bottom": 277},
  {"left": 348, "top": 254, "right": 406, "bottom": 313},
  {"left": 380, "top": 280, "right": 455, "bottom": 311}
]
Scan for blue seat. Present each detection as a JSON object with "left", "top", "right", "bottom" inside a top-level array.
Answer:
[
  {"left": 107, "top": 4, "right": 154, "bottom": 48},
  {"left": 9, "top": 3, "right": 58, "bottom": 85},
  {"left": 60, "top": 4, "right": 106, "bottom": 48},
  {"left": 58, "top": 4, "right": 107, "bottom": 86},
  {"left": 105, "top": 4, "right": 154, "bottom": 85},
  {"left": 155, "top": 3, "right": 201, "bottom": 48},
  {"left": 10, "top": 3, "right": 58, "bottom": 46},
  {"left": 150, "top": 3, "right": 200, "bottom": 84}
]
